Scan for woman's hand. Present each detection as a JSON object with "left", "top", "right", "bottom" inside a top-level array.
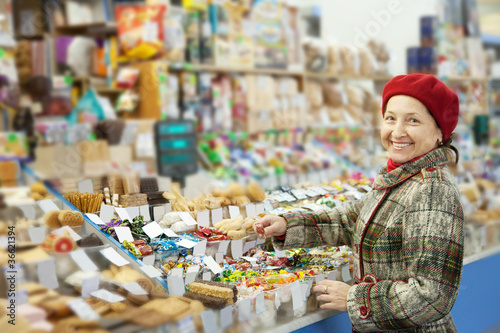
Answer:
[
  {"left": 253, "top": 215, "right": 287, "bottom": 238},
  {"left": 311, "top": 280, "right": 351, "bottom": 312}
]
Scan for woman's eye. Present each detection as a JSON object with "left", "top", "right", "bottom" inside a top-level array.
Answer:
[
  {"left": 385, "top": 116, "right": 395, "bottom": 121},
  {"left": 409, "top": 118, "right": 419, "bottom": 123}
]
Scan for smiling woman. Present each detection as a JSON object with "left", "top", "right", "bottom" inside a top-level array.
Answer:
[{"left": 254, "top": 74, "right": 464, "bottom": 332}]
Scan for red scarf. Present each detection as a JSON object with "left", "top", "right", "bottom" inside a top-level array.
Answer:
[{"left": 387, "top": 154, "right": 426, "bottom": 172}]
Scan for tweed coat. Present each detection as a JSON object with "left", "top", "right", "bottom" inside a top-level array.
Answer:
[{"left": 273, "top": 147, "right": 464, "bottom": 332}]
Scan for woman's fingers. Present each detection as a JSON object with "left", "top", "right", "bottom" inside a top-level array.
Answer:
[{"left": 253, "top": 216, "right": 287, "bottom": 238}]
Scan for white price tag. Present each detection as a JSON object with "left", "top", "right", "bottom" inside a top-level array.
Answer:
[
  {"left": 263, "top": 201, "right": 273, "bottom": 212},
  {"left": 328, "top": 270, "right": 337, "bottom": 281},
  {"left": 126, "top": 207, "right": 140, "bottom": 220},
  {"left": 91, "top": 289, "right": 125, "bottom": 303},
  {"left": 245, "top": 204, "right": 257, "bottom": 217},
  {"left": 142, "top": 254, "right": 155, "bottom": 266},
  {"left": 167, "top": 275, "right": 185, "bottom": 297},
  {"left": 123, "top": 282, "right": 148, "bottom": 295},
  {"left": 115, "top": 208, "right": 131, "bottom": 221},
  {"left": 218, "top": 240, "right": 230, "bottom": 254},
  {"left": 203, "top": 272, "right": 212, "bottom": 281},
  {"left": 193, "top": 239, "right": 207, "bottom": 256},
  {"left": 342, "top": 264, "right": 352, "bottom": 282},
  {"left": 51, "top": 226, "right": 82, "bottom": 241},
  {"left": 185, "top": 265, "right": 200, "bottom": 285},
  {"left": 229, "top": 206, "right": 241, "bottom": 220},
  {"left": 255, "top": 203, "right": 265, "bottom": 215},
  {"left": 220, "top": 306, "right": 233, "bottom": 329},
  {"left": 153, "top": 206, "right": 165, "bottom": 222},
  {"left": 163, "top": 228, "right": 179, "bottom": 238},
  {"left": 211, "top": 208, "right": 223, "bottom": 225},
  {"left": 215, "top": 253, "right": 224, "bottom": 263},
  {"left": 231, "top": 239, "right": 243, "bottom": 258},
  {"left": 243, "top": 240, "right": 256, "bottom": 254},
  {"left": 238, "top": 299, "right": 252, "bottom": 322},
  {"left": 362, "top": 185, "right": 372, "bottom": 192},
  {"left": 197, "top": 210, "right": 210, "bottom": 227},
  {"left": 68, "top": 299, "right": 100, "bottom": 321},
  {"left": 100, "top": 247, "right": 129, "bottom": 267},
  {"left": 291, "top": 189, "right": 307, "bottom": 200},
  {"left": 100, "top": 203, "right": 115, "bottom": 222},
  {"left": 70, "top": 250, "right": 98, "bottom": 272},
  {"left": 140, "top": 265, "right": 162, "bottom": 278},
  {"left": 275, "top": 289, "right": 281, "bottom": 309},
  {"left": 28, "top": 227, "right": 46, "bottom": 244},
  {"left": 114, "top": 227, "right": 134, "bottom": 243},
  {"left": 203, "top": 256, "right": 222, "bottom": 275},
  {"left": 139, "top": 205, "right": 151, "bottom": 221},
  {"left": 179, "top": 212, "right": 198, "bottom": 226},
  {"left": 142, "top": 222, "right": 164, "bottom": 239},
  {"left": 37, "top": 199, "right": 60, "bottom": 213},
  {"left": 19, "top": 205, "right": 36, "bottom": 220},
  {"left": 255, "top": 293, "right": 267, "bottom": 314},
  {"left": 201, "top": 310, "right": 218, "bottom": 333},
  {"left": 81, "top": 276, "right": 100, "bottom": 298},
  {"left": 37, "top": 258, "right": 58, "bottom": 289},
  {"left": 176, "top": 238, "right": 198, "bottom": 249},
  {"left": 86, "top": 213, "right": 105, "bottom": 225},
  {"left": 315, "top": 274, "right": 325, "bottom": 283},
  {"left": 290, "top": 281, "right": 303, "bottom": 311}
]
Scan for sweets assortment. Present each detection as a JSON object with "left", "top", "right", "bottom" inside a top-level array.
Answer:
[{"left": 63, "top": 192, "right": 104, "bottom": 213}]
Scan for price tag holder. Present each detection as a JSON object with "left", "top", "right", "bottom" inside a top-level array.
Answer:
[
  {"left": 68, "top": 299, "right": 100, "bottom": 321},
  {"left": 100, "top": 248, "right": 129, "bottom": 267},
  {"left": 197, "top": 210, "right": 210, "bottom": 227},
  {"left": 37, "top": 199, "right": 60, "bottom": 213}
]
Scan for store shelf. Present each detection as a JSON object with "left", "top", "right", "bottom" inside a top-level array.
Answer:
[
  {"left": 54, "top": 23, "right": 117, "bottom": 36},
  {"left": 305, "top": 72, "right": 393, "bottom": 81},
  {"left": 262, "top": 309, "right": 341, "bottom": 333},
  {"left": 463, "top": 245, "right": 500, "bottom": 265}
]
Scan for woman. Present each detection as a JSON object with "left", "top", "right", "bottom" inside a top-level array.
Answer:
[{"left": 254, "top": 74, "right": 464, "bottom": 332}]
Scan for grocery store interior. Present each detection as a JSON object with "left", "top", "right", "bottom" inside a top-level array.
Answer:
[{"left": 1, "top": 0, "right": 500, "bottom": 332}]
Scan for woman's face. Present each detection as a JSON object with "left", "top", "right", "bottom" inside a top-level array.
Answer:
[{"left": 381, "top": 95, "right": 442, "bottom": 163}]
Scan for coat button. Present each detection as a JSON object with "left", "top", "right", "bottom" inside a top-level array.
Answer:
[
  {"left": 426, "top": 167, "right": 436, "bottom": 171},
  {"left": 359, "top": 306, "right": 367, "bottom": 316}
]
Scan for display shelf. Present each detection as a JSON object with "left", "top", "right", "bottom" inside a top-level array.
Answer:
[
  {"left": 54, "top": 23, "right": 117, "bottom": 36},
  {"left": 463, "top": 245, "right": 500, "bottom": 265},
  {"left": 19, "top": 163, "right": 169, "bottom": 291},
  {"left": 305, "top": 72, "right": 393, "bottom": 81},
  {"left": 262, "top": 309, "right": 341, "bottom": 333}
]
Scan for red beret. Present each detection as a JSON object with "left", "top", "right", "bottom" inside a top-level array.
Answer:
[{"left": 382, "top": 73, "right": 459, "bottom": 142}]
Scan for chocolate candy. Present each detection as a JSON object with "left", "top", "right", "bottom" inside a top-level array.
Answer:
[
  {"left": 140, "top": 178, "right": 159, "bottom": 194},
  {"left": 76, "top": 233, "right": 104, "bottom": 247},
  {"left": 183, "top": 291, "right": 227, "bottom": 309}
]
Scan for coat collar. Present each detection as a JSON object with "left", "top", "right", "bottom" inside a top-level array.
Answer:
[{"left": 373, "top": 147, "right": 449, "bottom": 190}]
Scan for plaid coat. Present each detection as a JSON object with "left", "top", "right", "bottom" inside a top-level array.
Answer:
[{"left": 274, "top": 147, "right": 464, "bottom": 332}]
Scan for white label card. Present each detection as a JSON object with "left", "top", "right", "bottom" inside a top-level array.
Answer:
[
  {"left": 140, "top": 265, "right": 162, "bottom": 278},
  {"left": 142, "top": 254, "right": 155, "bottom": 266},
  {"left": 275, "top": 289, "right": 281, "bottom": 309},
  {"left": 179, "top": 212, "right": 197, "bottom": 226},
  {"left": 185, "top": 265, "right": 200, "bottom": 285},
  {"left": 362, "top": 185, "right": 372, "bottom": 192},
  {"left": 19, "top": 205, "right": 36, "bottom": 220},
  {"left": 197, "top": 210, "right": 210, "bottom": 228},
  {"left": 275, "top": 249, "right": 287, "bottom": 258},
  {"left": 171, "top": 267, "right": 183, "bottom": 278},
  {"left": 215, "top": 252, "right": 224, "bottom": 263},
  {"left": 153, "top": 206, "right": 165, "bottom": 222},
  {"left": 115, "top": 208, "right": 131, "bottom": 221},
  {"left": 126, "top": 207, "right": 140, "bottom": 220},
  {"left": 91, "top": 289, "right": 125, "bottom": 303},
  {"left": 86, "top": 213, "right": 105, "bottom": 225},
  {"left": 28, "top": 227, "right": 46, "bottom": 244},
  {"left": 37, "top": 199, "right": 60, "bottom": 213},
  {"left": 243, "top": 240, "right": 256, "bottom": 254},
  {"left": 263, "top": 201, "right": 273, "bottom": 212},
  {"left": 290, "top": 281, "right": 303, "bottom": 311},
  {"left": 70, "top": 250, "right": 98, "bottom": 272},
  {"left": 238, "top": 299, "right": 252, "bottom": 322},
  {"left": 68, "top": 299, "right": 100, "bottom": 321},
  {"left": 342, "top": 264, "right": 352, "bottom": 282},
  {"left": 81, "top": 276, "right": 100, "bottom": 298},
  {"left": 193, "top": 239, "right": 207, "bottom": 256},
  {"left": 176, "top": 239, "right": 197, "bottom": 249},
  {"left": 78, "top": 179, "right": 94, "bottom": 194},
  {"left": 203, "top": 255, "right": 222, "bottom": 275},
  {"left": 123, "top": 282, "right": 148, "bottom": 295},
  {"left": 203, "top": 272, "right": 212, "bottom": 281},
  {"left": 100, "top": 203, "right": 115, "bottom": 222},
  {"left": 315, "top": 274, "right": 325, "bottom": 283},
  {"left": 328, "top": 270, "right": 337, "bottom": 281},
  {"left": 163, "top": 228, "right": 179, "bottom": 238},
  {"left": 167, "top": 275, "right": 185, "bottom": 297},
  {"left": 211, "top": 208, "right": 223, "bottom": 225},
  {"left": 255, "top": 203, "right": 265, "bottom": 215},
  {"left": 100, "top": 247, "right": 129, "bottom": 267},
  {"left": 245, "top": 204, "right": 257, "bottom": 217},
  {"left": 220, "top": 306, "right": 234, "bottom": 329},
  {"left": 218, "top": 240, "right": 230, "bottom": 254},
  {"left": 37, "top": 258, "right": 58, "bottom": 289},
  {"left": 201, "top": 310, "right": 218, "bottom": 333},
  {"left": 114, "top": 227, "right": 134, "bottom": 243},
  {"left": 228, "top": 206, "right": 240, "bottom": 220},
  {"left": 255, "top": 293, "right": 267, "bottom": 314},
  {"left": 231, "top": 239, "right": 243, "bottom": 258},
  {"left": 142, "top": 222, "right": 164, "bottom": 239},
  {"left": 139, "top": 205, "right": 151, "bottom": 221}
]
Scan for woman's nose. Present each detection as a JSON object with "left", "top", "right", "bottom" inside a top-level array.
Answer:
[{"left": 392, "top": 121, "right": 407, "bottom": 138}]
